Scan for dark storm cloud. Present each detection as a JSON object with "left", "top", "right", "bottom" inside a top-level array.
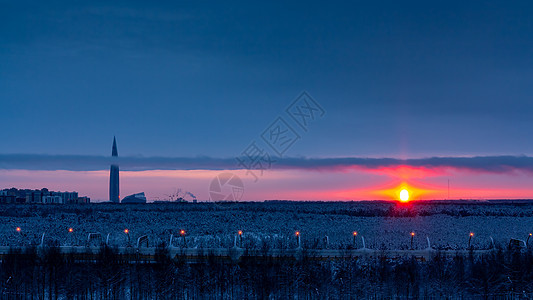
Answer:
[
  {"left": 2, "top": 0, "right": 533, "bottom": 159},
  {"left": 1, "top": 154, "right": 533, "bottom": 174}
]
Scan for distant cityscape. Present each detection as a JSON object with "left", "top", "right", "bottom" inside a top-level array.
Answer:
[
  {"left": 0, "top": 187, "right": 90, "bottom": 204},
  {"left": 106, "top": 137, "right": 195, "bottom": 204},
  {"left": 0, "top": 137, "right": 198, "bottom": 204}
]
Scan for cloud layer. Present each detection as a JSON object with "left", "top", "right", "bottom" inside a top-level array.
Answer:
[{"left": 1, "top": 154, "right": 533, "bottom": 174}]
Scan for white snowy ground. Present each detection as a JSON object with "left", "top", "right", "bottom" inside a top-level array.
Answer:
[{"left": 0, "top": 201, "right": 531, "bottom": 250}]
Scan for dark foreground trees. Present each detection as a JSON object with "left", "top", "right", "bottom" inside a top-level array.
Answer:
[{"left": 1, "top": 246, "right": 533, "bottom": 298}]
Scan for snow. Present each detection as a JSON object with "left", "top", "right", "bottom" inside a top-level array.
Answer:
[{"left": 0, "top": 201, "right": 531, "bottom": 250}]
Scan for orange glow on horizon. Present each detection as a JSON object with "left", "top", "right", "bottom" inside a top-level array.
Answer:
[
  {"left": 376, "top": 182, "right": 437, "bottom": 202},
  {"left": 5, "top": 168, "right": 533, "bottom": 201}
]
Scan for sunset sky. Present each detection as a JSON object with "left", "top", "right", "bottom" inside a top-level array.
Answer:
[{"left": 1, "top": 1, "right": 533, "bottom": 201}]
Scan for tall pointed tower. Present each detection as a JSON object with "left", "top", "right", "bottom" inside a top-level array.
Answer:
[{"left": 109, "top": 136, "right": 120, "bottom": 203}]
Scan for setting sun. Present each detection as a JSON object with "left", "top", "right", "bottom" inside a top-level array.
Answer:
[
  {"left": 400, "top": 189, "right": 410, "bottom": 202},
  {"left": 373, "top": 181, "right": 437, "bottom": 202}
]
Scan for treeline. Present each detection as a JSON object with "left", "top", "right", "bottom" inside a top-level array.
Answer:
[
  {"left": 1, "top": 202, "right": 532, "bottom": 218},
  {"left": 307, "top": 207, "right": 533, "bottom": 218},
  {"left": 1, "top": 246, "right": 533, "bottom": 298}
]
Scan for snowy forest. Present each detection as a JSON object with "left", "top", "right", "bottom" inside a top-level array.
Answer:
[{"left": 1, "top": 245, "right": 533, "bottom": 298}]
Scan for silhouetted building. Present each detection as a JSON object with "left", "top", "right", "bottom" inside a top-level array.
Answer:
[
  {"left": 74, "top": 196, "right": 90, "bottom": 204},
  {"left": 121, "top": 192, "right": 147, "bottom": 204},
  {"left": 43, "top": 195, "right": 63, "bottom": 204},
  {"left": 26, "top": 190, "right": 42, "bottom": 203},
  {"left": 0, "top": 195, "right": 16, "bottom": 204},
  {"left": 1, "top": 188, "right": 87, "bottom": 204},
  {"left": 109, "top": 136, "right": 120, "bottom": 203},
  {"left": 56, "top": 191, "right": 78, "bottom": 203}
]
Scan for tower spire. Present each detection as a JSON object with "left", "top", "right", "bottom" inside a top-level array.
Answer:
[
  {"left": 109, "top": 136, "right": 120, "bottom": 203},
  {"left": 112, "top": 136, "right": 118, "bottom": 157}
]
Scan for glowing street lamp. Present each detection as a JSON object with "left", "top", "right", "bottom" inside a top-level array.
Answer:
[
  {"left": 353, "top": 231, "right": 358, "bottom": 247},
  {"left": 527, "top": 233, "right": 532, "bottom": 246},
  {"left": 238, "top": 230, "right": 243, "bottom": 247},
  {"left": 410, "top": 232, "right": 415, "bottom": 249},
  {"left": 124, "top": 229, "right": 130, "bottom": 244},
  {"left": 295, "top": 231, "right": 301, "bottom": 248},
  {"left": 468, "top": 232, "right": 474, "bottom": 249},
  {"left": 180, "top": 229, "right": 187, "bottom": 247},
  {"left": 16, "top": 227, "right": 22, "bottom": 237},
  {"left": 67, "top": 228, "right": 75, "bottom": 246}
]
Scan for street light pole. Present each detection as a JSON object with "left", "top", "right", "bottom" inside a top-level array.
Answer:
[
  {"left": 124, "top": 229, "right": 130, "bottom": 245},
  {"left": 180, "top": 230, "right": 186, "bottom": 248}
]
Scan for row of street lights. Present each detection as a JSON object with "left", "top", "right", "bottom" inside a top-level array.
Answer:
[{"left": 12, "top": 227, "right": 533, "bottom": 249}]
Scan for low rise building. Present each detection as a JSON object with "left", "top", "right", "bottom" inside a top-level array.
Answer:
[
  {"left": 43, "top": 195, "right": 63, "bottom": 204},
  {"left": 26, "top": 191, "right": 42, "bottom": 203},
  {"left": 121, "top": 192, "right": 147, "bottom": 204},
  {"left": 1, "top": 188, "right": 88, "bottom": 205},
  {"left": 56, "top": 191, "right": 78, "bottom": 203},
  {"left": 75, "top": 196, "right": 90, "bottom": 204},
  {"left": 0, "top": 195, "right": 16, "bottom": 204}
]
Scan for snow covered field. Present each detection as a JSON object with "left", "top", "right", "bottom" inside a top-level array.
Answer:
[{"left": 1, "top": 201, "right": 532, "bottom": 250}]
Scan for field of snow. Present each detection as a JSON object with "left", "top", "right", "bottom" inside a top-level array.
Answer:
[{"left": 0, "top": 201, "right": 532, "bottom": 250}]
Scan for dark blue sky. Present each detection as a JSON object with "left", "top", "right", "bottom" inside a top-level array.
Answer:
[{"left": 2, "top": 0, "right": 533, "bottom": 159}]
